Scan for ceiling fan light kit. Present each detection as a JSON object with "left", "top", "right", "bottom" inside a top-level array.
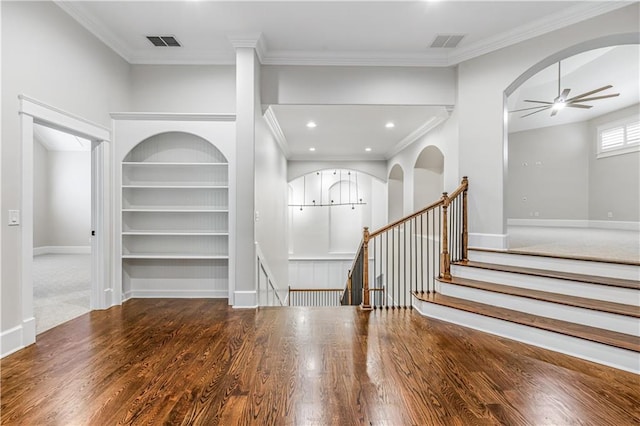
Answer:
[{"left": 511, "top": 61, "right": 620, "bottom": 118}]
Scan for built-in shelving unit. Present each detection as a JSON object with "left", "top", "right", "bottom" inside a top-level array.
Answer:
[{"left": 120, "top": 131, "right": 230, "bottom": 298}]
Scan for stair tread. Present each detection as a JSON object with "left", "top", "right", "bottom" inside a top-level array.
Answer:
[
  {"left": 456, "top": 260, "right": 640, "bottom": 290},
  {"left": 468, "top": 247, "right": 640, "bottom": 267},
  {"left": 439, "top": 276, "right": 640, "bottom": 318},
  {"left": 414, "top": 292, "right": 640, "bottom": 353}
]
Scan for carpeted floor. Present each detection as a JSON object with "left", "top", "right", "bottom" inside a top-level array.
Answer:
[
  {"left": 508, "top": 226, "right": 640, "bottom": 264},
  {"left": 33, "top": 254, "right": 91, "bottom": 335}
]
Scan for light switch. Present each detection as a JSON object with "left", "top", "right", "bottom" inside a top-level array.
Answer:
[{"left": 8, "top": 210, "right": 20, "bottom": 226}]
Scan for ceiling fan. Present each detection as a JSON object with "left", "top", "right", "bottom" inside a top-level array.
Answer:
[{"left": 511, "top": 61, "right": 620, "bottom": 118}]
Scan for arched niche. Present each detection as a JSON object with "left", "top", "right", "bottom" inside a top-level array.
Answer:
[
  {"left": 413, "top": 146, "right": 444, "bottom": 210},
  {"left": 121, "top": 131, "right": 230, "bottom": 299},
  {"left": 388, "top": 164, "right": 404, "bottom": 222}
]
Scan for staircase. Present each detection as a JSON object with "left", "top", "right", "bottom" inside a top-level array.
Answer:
[
  {"left": 413, "top": 248, "right": 640, "bottom": 373},
  {"left": 340, "top": 177, "right": 639, "bottom": 373}
]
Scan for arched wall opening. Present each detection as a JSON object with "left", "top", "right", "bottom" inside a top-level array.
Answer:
[
  {"left": 413, "top": 146, "right": 444, "bottom": 211},
  {"left": 388, "top": 164, "right": 404, "bottom": 222},
  {"left": 287, "top": 168, "right": 387, "bottom": 289},
  {"left": 503, "top": 33, "right": 639, "bottom": 261}
]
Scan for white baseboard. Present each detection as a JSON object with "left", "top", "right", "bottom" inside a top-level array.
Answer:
[
  {"left": 124, "top": 290, "right": 228, "bottom": 299},
  {"left": 507, "top": 219, "right": 589, "bottom": 228},
  {"left": 34, "top": 246, "right": 91, "bottom": 256},
  {"left": 589, "top": 220, "right": 640, "bottom": 231},
  {"left": 468, "top": 233, "right": 507, "bottom": 251},
  {"left": 233, "top": 290, "right": 258, "bottom": 308},
  {"left": 1, "top": 325, "right": 24, "bottom": 358},
  {"left": 507, "top": 219, "right": 639, "bottom": 231},
  {"left": 1, "top": 317, "right": 35, "bottom": 358}
]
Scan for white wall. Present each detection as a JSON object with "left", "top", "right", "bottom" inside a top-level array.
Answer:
[
  {"left": 2, "top": 1, "right": 130, "bottom": 334},
  {"left": 507, "top": 122, "right": 590, "bottom": 220},
  {"left": 388, "top": 111, "right": 459, "bottom": 218},
  {"left": 130, "top": 65, "right": 236, "bottom": 113},
  {"left": 588, "top": 104, "right": 640, "bottom": 222},
  {"left": 255, "top": 110, "right": 289, "bottom": 294},
  {"left": 288, "top": 169, "right": 386, "bottom": 288},
  {"left": 47, "top": 150, "right": 91, "bottom": 247},
  {"left": 262, "top": 65, "right": 456, "bottom": 106},
  {"left": 456, "top": 4, "right": 639, "bottom": 249}
]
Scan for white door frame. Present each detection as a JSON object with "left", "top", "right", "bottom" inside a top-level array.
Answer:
[{"left": 19, "top": 95, "right": 111, "bottom": 345}]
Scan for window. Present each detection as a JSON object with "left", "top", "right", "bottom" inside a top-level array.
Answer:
[{"left": 597, "top": 116, "right": 640, "bottom": 158}]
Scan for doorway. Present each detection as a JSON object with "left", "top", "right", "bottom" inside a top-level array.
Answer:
[
  {"left": 19, "top": 96, "right": 110, "bottom": 348},
  {"left": 33, "top": 124, "right": 92, "bottom": 334}
]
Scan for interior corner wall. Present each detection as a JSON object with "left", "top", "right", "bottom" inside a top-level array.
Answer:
[
  {"left": 507, "top": 122, "right": 590, "bottom": 220},
  {"left": 588, "top": 103, "right": 640, "bottom": 222},
  {"left": 1, "top": 0, "right": 130, "bottom": 333},
  {"left": 130, "top": 65, "right": 236, "bottom": 113},
  {"left": 255, "top": 111, "right": 289, "bottom": 293},
  {"left": 456, "top": 3, "right": 639, "bottom": 247}
]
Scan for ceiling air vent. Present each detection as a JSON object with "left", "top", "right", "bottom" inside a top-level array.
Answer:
[
  {"left": 146, "top": 35, "right": 181, "bottom": 47},
  {"left": 430, "top": 34, "right": 465, "bottom": 48}
]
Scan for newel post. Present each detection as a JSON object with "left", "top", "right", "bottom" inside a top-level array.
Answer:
[
  {"left": 461, "top": 176, "right": 469, "bottom": 262},
  {"left": 361, "top": 227, "right": 372, "bottom": 310},
  {"left": 440, "top": 192, "right": 451, "bottom": 280}
]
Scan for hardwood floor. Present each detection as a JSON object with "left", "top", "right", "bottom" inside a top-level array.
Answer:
[{"left": 1, "top": 299, "right": 638, "bottom": 425}]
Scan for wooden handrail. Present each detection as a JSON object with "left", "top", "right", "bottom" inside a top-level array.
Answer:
[
  {"left": 344, "top": 176, "right": 469, "bottom": 309},
  {"left": 369, "top": 198, "right": 445, "bottom": 239},
  {"left": 444, "top": 176, "right": 468, "bottom": 207}
]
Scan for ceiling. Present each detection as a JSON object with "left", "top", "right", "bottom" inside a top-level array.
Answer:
[
  {"left": 268, "top": 105, "right": 449, "bottom": 160},
  {"left": 508, "top": 45, "right": 640, "bottom": 133},
  {"left": 56, "top": 1, "right": 629, "bottom": 67},
  {"left": 34, "top": 125, "right": 91, "bottom": 152},
  {"left": 54, "top": 1, "right": 635, "bottom": 160}
]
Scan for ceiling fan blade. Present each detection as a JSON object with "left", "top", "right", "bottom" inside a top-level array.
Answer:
[
  {"left": 521, "top": 106, "right": 551, "bottom": 118},
  {"left": 510, "top": 105, "right": 551, "bottom": 113},
  {"left": 560, "top": 88, "right": 571, "bottom": 100},
  {"left": 565, "top": 104, "right": 592, "bottom": 109},
  {"left": 570, "top": 93, "right": 620, "bottom": 103},
  {"left": 524, "top": 100, "right": 553, "bottom": 105},
  {"left": 566, "top": 85, "right": 613, "bottom": 102}
]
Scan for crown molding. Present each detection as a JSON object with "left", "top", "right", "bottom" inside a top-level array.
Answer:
[
  {"left": 289, "top": 154, "right": 387, "bottom": 162},
  {"left": 55, "top": 1, "right": 632, "bottom": 67},
  {"left": 447, "top": 2, "right": 633, "bottom": 65},
  {"left": 127, "top": 50, "right": 236, "bottom": 65},
  {"left": 54, "top": 1, "right": 133, "bottom": 63},
  {"left": 228, "top": 33, "right": 267, "bottom": 63},
  {"left": 385, "top": 110, "right": 451, "bottom": 160},
  {"left": 110, "top": 112, "right": 236, "bottom": 121},
  {"left": 263, "top": 107, "right": 291, "bottom": 158},
  {"left": 262, "top": 50, "right": 449, "bottom": 67}
]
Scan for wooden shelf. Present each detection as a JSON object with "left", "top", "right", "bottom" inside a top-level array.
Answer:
[
  {"left": 122, "top": 231, "right": 229, "bottom": 236},
  {"left": 122, "top": 254, "right": 229, "bottom": 260},
  {"left": 122, "top": 208, "right": 228, "bottom": 213},
  {"left": 122, "top": 185, "right": 228, "bottom": 189},
  {"left": 122, "top": 162, "right": 227, "bottom": 166}
]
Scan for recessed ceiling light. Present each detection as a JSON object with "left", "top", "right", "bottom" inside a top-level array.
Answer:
[
  {"left": 309, "top": 147, "right": 316, "bottom": 152},
  {"left": 365, "top": 147, "right": 372, "bottom": 152},
  {"left": 385, "top": 122, "right": 395, "bottom": 129},
  {"left": 306, "top": 121, "right": 317, "bottom": 128}
]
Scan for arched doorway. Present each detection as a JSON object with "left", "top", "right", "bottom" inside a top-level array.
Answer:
[
  {"left": 388, "top": 164, "right": 404, "bottom": 222},
  {"left": 413, "top": 146, "right": 444, "bottom": 211}
]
